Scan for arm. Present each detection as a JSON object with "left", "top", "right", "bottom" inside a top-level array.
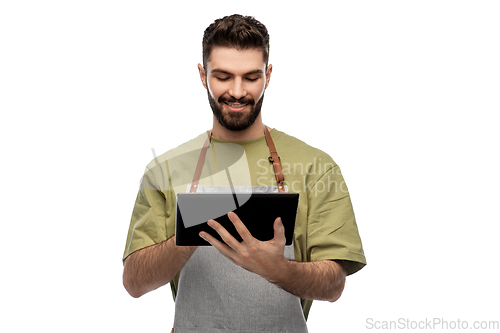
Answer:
[
  {"left": 270, "top": 259, "right": 346, "bottom": 302},
  {"left": 123, "top": 236, "right": 197, "bottom": 298},
  {"left": 200, "top": 212, "right": 346, "bottom": 302}
]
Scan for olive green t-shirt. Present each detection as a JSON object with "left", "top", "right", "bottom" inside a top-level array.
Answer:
[{"left": 123, "top": 129, "right": 366, "bottom": 318}]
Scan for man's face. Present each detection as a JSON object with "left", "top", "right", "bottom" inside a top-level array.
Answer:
[{"left": 199, "top": 47, "right": 272, "bottom": 131}]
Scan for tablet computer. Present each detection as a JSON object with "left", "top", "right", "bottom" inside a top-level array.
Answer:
[{"left": 175, "top": 192, "right": 299, "bottom": 246}]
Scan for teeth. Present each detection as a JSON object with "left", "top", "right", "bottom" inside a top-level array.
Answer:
[{"left": 226, "top": 103, "right": 246, "bottom": 108}]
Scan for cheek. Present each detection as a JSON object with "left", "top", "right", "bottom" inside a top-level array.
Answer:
[
  {"left": 252, "top": 83, "right": 267, "bottom": 99},
  {"left": 207, "top": 79, "right": 224, "bottom": 100}
]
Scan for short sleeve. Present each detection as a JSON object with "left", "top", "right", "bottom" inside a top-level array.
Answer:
[
  {"left": 122, "top": 166, "right": 169, "bottom": 261},
  {"left": 306, "top": 165, "right": 366, "bottom": 275}
]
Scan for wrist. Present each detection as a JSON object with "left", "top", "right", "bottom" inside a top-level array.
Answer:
[{"left": 266, "top": 257, "right": 292, "bottom": 285}]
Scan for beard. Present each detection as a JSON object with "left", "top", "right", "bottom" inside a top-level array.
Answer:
[{"left": 208, "top": 91, "right": 264, "bottom": 132}]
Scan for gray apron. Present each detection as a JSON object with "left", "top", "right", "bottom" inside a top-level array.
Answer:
[{"left": 173, "top": 185, "right": 308, "bottom": 333}]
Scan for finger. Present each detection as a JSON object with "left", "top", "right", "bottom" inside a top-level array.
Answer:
[
  {"left": 272, "top": 217, "right": 286, "bottom": 246},
  {"left": 207, "top": 219, "right": 242, "bottom": 251},
  {"left": 227, "top": 211, "right": 254, "bottom": 243},
  {"left": 199, "top": 231, "right": 236, "bottom": 258}
]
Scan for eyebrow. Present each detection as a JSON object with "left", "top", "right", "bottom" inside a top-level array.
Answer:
[{"left": 211, "top": 69, "right": 264, "bottom": 76}]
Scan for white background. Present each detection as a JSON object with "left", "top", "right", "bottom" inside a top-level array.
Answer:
[{"left": 1, "top": 1, "right": 499, "bottom": 332}]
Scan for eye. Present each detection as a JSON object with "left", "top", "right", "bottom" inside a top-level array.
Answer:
[
  {"left": 215, "top": 77, "right": 230, "bottom": 82},
  {"left": 246, "top": 77, "right": 259, "bottom": 82}
]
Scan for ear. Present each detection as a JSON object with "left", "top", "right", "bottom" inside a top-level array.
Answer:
[
  {"left": 198, "top": 63, "right": 207, "bottom": 89},
  {"left": 265, "top": 64, "right": 273, "bottom": 89}
]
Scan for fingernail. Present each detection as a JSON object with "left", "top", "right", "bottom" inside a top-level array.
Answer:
[
  {"left": 207, "top": 220, "right": 214, "bottom": 227},
  {"left": 277, "top": 217, "right": 282, "bottom": 226},
  {"left": 199, "top": 232, "right": 206, "bottom": 240}
]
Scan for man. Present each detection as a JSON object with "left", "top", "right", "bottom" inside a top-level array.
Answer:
[{"left": 123, "top": 14, "right": 366, "bottom": 332}]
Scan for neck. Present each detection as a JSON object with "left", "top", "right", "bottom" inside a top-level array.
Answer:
[{"left": 211, "top": 115, "right": 271, "bottom": 141}]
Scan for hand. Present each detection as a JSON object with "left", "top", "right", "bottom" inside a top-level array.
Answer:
[{"left": 199, "top": 212, "right": 287, "bottom": 281}]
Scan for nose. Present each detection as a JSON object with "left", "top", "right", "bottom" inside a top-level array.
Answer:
[{"left": 228, "top": 77, "right": 247, "bottom": 100}]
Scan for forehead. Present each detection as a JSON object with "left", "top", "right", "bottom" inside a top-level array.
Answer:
[{"left": 207, "top": 47, "right": 266, "bottom": 74}]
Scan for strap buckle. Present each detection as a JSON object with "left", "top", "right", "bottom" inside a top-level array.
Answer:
[{"left": 268, "top": 155, "right": 281, "bottom": 163}]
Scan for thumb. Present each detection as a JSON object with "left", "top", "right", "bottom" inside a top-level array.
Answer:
[{"left": 273, "top": 217, "right": 286, "bottom": 244}]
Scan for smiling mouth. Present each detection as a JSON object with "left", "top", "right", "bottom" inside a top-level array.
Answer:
[{"left": 224, "top": 102, "right": 248, "bottom": 110}]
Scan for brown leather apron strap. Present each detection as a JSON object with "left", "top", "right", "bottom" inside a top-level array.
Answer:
[
  {"left": 264, "top": 126, "right": 285, "bottom": 192},
  {"left": 190, "top": 125, "right": 285, "bottom": 193}
]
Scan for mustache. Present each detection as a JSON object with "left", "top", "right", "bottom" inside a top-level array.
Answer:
[{"left": 218, "top": 94, "right": 255, "bottom": 105}]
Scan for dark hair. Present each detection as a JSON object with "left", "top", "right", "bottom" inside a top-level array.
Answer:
[{"left": 202, "top": 14, "right": 270, "bottom": 69}]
